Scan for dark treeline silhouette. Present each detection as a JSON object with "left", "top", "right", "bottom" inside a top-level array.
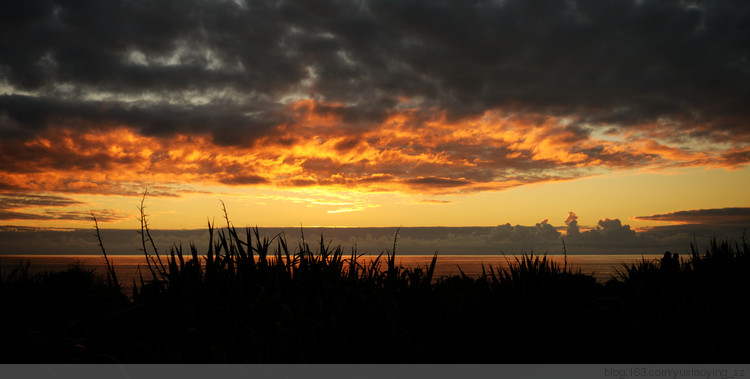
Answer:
[{"left": 1, "top": 212, "right": 748, "bottom": 362}]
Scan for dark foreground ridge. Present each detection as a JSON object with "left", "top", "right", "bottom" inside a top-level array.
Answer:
[{"left": 1, "top": 215, "right": 748, "bottom": 363}]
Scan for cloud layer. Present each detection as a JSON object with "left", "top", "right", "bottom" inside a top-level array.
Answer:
[
  {"left": 1, "top": 0, "right": 749, "bottom": 199},
  {"left": 635, "top": 207, "right": 750, "bottom": 225},
  {"left": 0, "top": 192, "right": 126, "bottom": 222},
  {"left": 2, "top": 211, "right": 746, "bottom": 255}
]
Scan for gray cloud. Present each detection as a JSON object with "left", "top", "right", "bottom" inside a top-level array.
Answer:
[
  {"left": 1, "top": 0, "right": 749, "bottom": 144},
  {"left": 2, "top": 216, "right": 747, "bottom": 256},
  {"left": 634, "top": 207, "right": 750, "bottom": 225},
  {"left": 565, "top": 211, "right": 580, "bottom": 236},
  {"left": 564, "top": 218, "right": 637, "bottom": 251}
]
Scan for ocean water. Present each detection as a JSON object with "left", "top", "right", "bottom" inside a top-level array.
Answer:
[{"left": 1, "top": 253, "right": 665, "bottom": 290}]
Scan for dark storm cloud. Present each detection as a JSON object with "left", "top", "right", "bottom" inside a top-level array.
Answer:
[
  {"left": 1, "top": 0, "right": 749, "bottom": 145},
  {"left": 0, "top": 94, "right": 286, "bottom": 145},
  {"left": 635, "top": 207, "right": 750, "bottom": 225}
]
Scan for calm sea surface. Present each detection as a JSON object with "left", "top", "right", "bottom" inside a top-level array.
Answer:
[{"left": 1, "top": 253, "right": 664, "bottom": 296}]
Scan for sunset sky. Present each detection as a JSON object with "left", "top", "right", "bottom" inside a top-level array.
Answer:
[{"left": 1, "top": 0, "right": 749, "bottom": 239}]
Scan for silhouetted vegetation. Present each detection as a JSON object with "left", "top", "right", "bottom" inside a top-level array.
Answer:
[{"left": 1, "top": 208, "right": 748, "bottom": 363}]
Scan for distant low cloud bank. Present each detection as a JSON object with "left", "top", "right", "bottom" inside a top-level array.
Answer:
[
  {"left": 2, "top": 209, "right": 747, "bottom": 255},
  {"left": 634, "top": 207, "right": 750, "bottom": 225}
]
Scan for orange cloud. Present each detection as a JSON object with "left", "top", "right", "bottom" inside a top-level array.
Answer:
[{"left": 1, "top": 101, "right": 748, "bottom": 199}]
